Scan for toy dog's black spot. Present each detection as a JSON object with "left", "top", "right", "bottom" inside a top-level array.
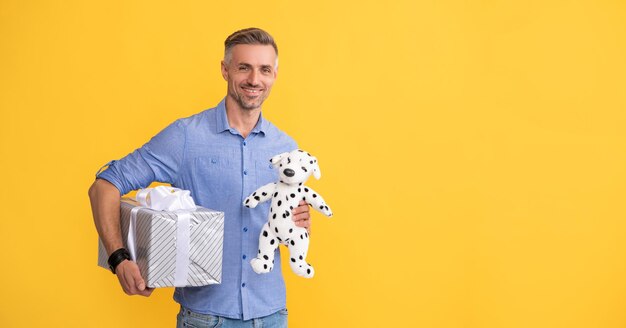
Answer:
[
  {"left": 263, "top": 255, "right": 269, "bottom": 260},
  {"left": 277, "top": 200, "right": 282, "bottom": 206},
  {"left": 290, "top": 193, "right": 295, "bottom": 198},
  {"left": 263, "top": 230, "right": 268, "bottom": 237}
]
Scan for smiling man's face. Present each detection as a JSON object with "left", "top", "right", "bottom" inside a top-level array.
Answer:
[{"left": 222, "top": 44, "right": 278, "bottom": 111}]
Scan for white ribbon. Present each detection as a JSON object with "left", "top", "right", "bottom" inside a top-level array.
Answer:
[
  {"left": 136, "top": 186, "right": 197, "bottom": 211},
  {"left": 127, "top": 186, "right": 197, "bottom": 286},
  {"left": 174, "top": 211, "right": 191, "bottom": 287}
]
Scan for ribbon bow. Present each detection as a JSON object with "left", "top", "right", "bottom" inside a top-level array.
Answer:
[{"left": 135, "top": 186, "right": 197, "bottom": 211}]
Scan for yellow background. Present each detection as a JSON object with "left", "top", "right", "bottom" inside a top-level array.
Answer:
[{"left": 1, "top": 0, "right": 625, "bottom": 327}]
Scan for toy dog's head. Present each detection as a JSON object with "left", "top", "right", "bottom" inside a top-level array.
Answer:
[{"left": 271, "top": 149, "right": 321, "bottom": 185}]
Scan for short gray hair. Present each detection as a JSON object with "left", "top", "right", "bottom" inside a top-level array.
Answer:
[{"left": 224, "top": 28, "right": 278, "bottom": 66}]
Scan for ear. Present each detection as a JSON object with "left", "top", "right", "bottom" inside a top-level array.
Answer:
[
  {"left": 221, "top": 60, "right": 228, "bottom": 81},
  {"left": 312, "top": 158, "right": 321, "bottom": 180},
  {"left": 270, "top": 152, "right": 289, "bottom": 167}
]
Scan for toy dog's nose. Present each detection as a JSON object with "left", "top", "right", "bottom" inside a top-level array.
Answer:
[{"left": 283, "top": 168, "right": 295, "bottom": 177}]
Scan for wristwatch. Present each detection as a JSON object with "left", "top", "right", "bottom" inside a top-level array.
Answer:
[{"left": 107, "top": 248, "right": 131, "bottom": 274}]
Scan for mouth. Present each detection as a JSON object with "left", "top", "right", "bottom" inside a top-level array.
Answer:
[{"left": 241, "top": 85, "right": 264, "bottom": 97}]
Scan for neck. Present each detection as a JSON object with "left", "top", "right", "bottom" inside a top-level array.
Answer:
[{"left": 225, "top": 96, "right": 261, "bottom": 138}]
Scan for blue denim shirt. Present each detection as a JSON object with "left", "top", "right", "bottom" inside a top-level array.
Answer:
[{"left": 97, "top": 99, "right": 298, "bottom": 320}]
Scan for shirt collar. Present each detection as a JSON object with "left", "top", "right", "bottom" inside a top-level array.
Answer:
[{"left": 216, "top": 98, "right": 267, "bottom": 136}]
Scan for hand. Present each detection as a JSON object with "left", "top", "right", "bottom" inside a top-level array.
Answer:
[
  {"left": 292, "top": 200, "right": 311, "bottom": 234},
  {"left": 115, "top": 260, "right": 153, "bottom": 297}
]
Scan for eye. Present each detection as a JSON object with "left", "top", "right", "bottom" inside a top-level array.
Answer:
[
  {"left": 262, "top": 67, "right": 272, "bottom": 74},
  {"left": 238, "top": 65, "right": 249, "bottom": 71}
]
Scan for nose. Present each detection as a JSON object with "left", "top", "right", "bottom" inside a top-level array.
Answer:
[
  {"left": 247, "top": 69, "right": 259, "bottom": 85},
  {"left": 283, "top": 168, "right": 295, "bottom": 177}
]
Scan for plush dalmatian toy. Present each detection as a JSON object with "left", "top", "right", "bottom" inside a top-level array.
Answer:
[{"left": 243, "top": 149, "right": 333, "bottom": 278}]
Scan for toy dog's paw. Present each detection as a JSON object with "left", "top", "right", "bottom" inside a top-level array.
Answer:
[
  {"left": 250, "top": 258, "right": 273, "bottom": 274},
  {"left": 243, "top": 196, "right": 259, "bottom": 208},
  {"left": 318, "top": 204, "right": 333, "bottom": 217},
  {"left": 292, "top": 262, "right": 315, "bottom": 278}
]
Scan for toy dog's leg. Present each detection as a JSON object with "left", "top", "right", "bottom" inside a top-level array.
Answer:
[
  {"left": 286, "top": 229, "right": 314, "bottom": 278},
  {"left": 250, "top": 222, "right": 279, "bottom": 274}
]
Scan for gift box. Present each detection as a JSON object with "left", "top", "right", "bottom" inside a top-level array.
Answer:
[{"left": 98, "top": 197, "right": 224, "bottom": 288}]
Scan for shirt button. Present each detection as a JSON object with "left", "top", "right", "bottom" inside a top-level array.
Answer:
[
  {"left": 242, "top": 255, "right": 247, "bottom": 260},
  {"left": 243, "top": 170, "right": 248, "bottom": 175},
  {"left": 243, "top": 141, "right": 247, "bottom": 146},
  {"left": 243, "top": 227, "right": 248, "bottom": 232},
  {"left": 242, "top": 283, "right": 246, "bottom": 288},
  {"left": 211, "top": 158, "right": 217, "bottom": 164}
]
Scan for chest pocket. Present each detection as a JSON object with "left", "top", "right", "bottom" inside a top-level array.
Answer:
[
  {"left": 193, "top": 155, "right": 238, "bottom": 202},
  {"left": 256, "top": 160, "right": 279, "bottom": 187}
]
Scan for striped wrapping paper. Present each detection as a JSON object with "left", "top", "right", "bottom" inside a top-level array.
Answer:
[{"left": 98, "top": 199, "right": 224, "bottom": 288}]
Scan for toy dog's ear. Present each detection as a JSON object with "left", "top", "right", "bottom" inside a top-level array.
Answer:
[
  {"left": 270, "top": 152, "right": 289, "bottom": 167},
  {"left": 311, "top": 157, "right": 321, "bottom": 180}
]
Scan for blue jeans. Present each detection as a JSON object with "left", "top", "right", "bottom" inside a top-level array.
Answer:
[{"left": 176, "top": 306, "right": 288, "bottom": 328}]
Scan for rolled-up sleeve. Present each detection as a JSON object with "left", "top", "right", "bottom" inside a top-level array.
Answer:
[{"left": 96, "top": 119, "right": 186, "bottom": 195}]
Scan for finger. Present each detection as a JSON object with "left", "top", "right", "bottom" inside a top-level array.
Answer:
[
  {"left": 138, "top": 287, "right": 154, "bottom": 297},
  {"left": 294, "top": 217, "right": 310, "bottom": 229},
  {"left": 292, "top": 201, "right": 309, "bottom": 215},
  {"left": 292, "top": 210, "right": 310, "bottom": 221},
  {"left": 133, "top": 272, "right": 146, "bottom": 291},
  {"left": 292, "top": 205, "right": 307, "bottom": 215},
  {"left": 124, "top": 262, "right": 146, "bottom": 293}
]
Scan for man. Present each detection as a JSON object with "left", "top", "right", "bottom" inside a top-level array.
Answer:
[{"left": 89, "top": 28, "right": 310, "bottom": 328}]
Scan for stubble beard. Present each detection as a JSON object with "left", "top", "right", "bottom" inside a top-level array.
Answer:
[{"left": 228, "top": 82, "right": 269, "bottom": 111}]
